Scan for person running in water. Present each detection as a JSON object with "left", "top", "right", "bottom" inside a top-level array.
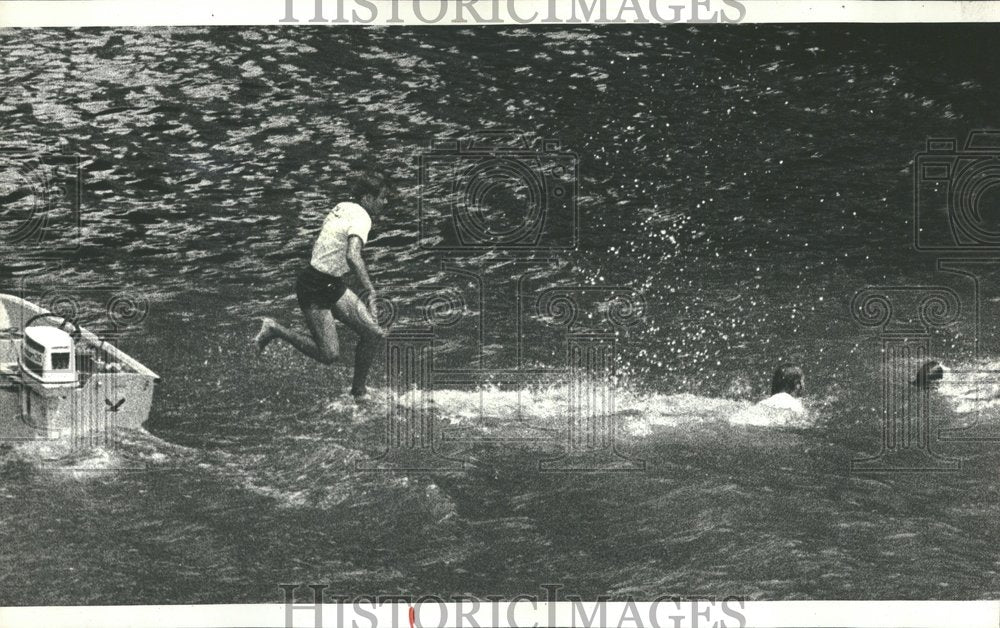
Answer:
[{"left": 254, "top": 176, "right": 387, "bottom": 400}]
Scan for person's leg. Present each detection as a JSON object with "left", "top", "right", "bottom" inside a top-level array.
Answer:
[
  {"left": 350, "top": 331, "right": 380, "bottom": 397},
  {"left": 255, "top": 308, "right": 341, "bottom": 364},
  {"left": 331, "top": 289, "right": 385, "bottom": 396}
]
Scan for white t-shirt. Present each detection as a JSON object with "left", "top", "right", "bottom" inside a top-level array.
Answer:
[
  {"left": 310, "top": 202, "right": 371, "bottom": 277},
  {"left": 757, "top": 392, "right": 805, "bottom": 414}
]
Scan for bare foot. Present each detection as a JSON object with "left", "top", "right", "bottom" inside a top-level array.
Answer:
[
  {"left": 351, "top": 387, "right": 371, "bottom": 405},
  {"left": 352, "top": 395, "right": 374, "bottom": 408},
  {"left": 253, "top": 317, "right": 277, "bottom": 355}
]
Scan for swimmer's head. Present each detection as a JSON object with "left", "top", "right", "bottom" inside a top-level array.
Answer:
[
  {"left": 912, "top": 360, "right": 945, "bottom": 389},
  {"left": 350, "top": 173, "right": 389, "bottom": 215},
  {"left": 771, "top": 364, "right": 804, "bottom": 397}
]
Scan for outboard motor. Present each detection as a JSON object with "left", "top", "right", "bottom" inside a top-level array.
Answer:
[{"left": 21, "top": 326, "right": 77, "bottom": 387}]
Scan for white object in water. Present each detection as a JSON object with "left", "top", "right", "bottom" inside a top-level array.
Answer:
[{"left": 758, "top": 392, "right": 805, "bottom": 414}]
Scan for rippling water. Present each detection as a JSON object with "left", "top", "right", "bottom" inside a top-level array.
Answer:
[{"left": 3, "top": 25, "right": 1000, "bottom": 603}]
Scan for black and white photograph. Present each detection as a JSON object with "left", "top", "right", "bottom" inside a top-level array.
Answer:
[{"left": 2, "top": 1, "right": 1000, "bottom": 626}]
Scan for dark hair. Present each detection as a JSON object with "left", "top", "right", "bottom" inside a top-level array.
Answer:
[
  {"left": 349, "top": 173, "right": 388, "bottom": 215},
  {"left": 912, "top": 360, "right": 944, "bottom": 389},
  {"left": 771, "top": 364, "right": 804, "bottom": 396}
]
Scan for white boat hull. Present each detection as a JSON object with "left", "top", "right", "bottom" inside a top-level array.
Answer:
[{"left": 0, "top": 293, "right": 159, "bottom": 443}]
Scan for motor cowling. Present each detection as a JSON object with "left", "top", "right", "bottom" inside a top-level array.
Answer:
[{"left": 21, "top": 326, "right": 77, "bottom": 386}]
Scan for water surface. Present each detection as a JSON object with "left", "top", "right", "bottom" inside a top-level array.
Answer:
[{"left": 2, "top": 25, "right": 1000, "bottom": 602}]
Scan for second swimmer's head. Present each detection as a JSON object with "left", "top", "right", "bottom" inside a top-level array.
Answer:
[
  {"left": 771, "top": 364, "right": 804, "bottom": 397},
  {"left": 912, "top": 360, "right": 945, "bottom": 389}
]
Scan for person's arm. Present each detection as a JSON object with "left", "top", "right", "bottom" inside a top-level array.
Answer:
[{"left": 346, "top": 235, "right": 377, "bottom": 314}]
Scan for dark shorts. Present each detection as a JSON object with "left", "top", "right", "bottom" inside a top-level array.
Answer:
[{"left": 296, "top": 265, "right": 348, "bottom": 311}]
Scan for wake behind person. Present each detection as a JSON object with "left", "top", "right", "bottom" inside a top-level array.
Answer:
[{"left": 254, "top": 176, "right": 388, "bottom": 401}]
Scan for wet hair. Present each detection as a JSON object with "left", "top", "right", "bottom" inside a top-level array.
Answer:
[
  {"left": 771, "top": 364, "right": 804, "bottom": 396},
  {"left": 349, "top": 173, "right": 389, "bottom": 215},
  {"left": 912, "top": 360, "right": 944, "bottom": 389}
]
